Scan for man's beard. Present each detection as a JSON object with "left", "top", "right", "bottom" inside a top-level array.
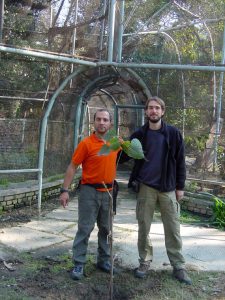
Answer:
[{"left": 148, "top": 116, "right": 161, "bottom": 123}]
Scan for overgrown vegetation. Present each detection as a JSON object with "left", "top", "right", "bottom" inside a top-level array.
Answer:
[{"left": 212, "top": 196, "right": 225, "bottom": 229}]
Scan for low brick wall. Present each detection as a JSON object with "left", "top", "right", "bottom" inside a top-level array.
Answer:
[
  {"left": 0, "top": 177, "right": 80, "bottom": 212},
  {"left": 0, "top": 180, "right": 216, "bottom": 216},
  {"left": 181, "top": 191, "right": 214, "bottom": 216}
]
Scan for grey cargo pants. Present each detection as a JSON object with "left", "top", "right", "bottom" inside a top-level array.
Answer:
[{"left": 72, "top": 185, "right": 111, "bottom": 264}]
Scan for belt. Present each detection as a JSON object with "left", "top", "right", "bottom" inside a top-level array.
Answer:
[{"left": 83, "top": 183, "right": 113, "bottom": 189}]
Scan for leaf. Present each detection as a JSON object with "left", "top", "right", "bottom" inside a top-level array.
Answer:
[
  {"left": 98, "top": 144, "right": 111, "bottom": 155},
  {"left": 104, "top": 129, "right": 117, "bottom": 142},
  {"left": 127, "top": 138, "right": 145, "bottom": 159},
  {"left": 121, "top": 141, "right": 131, "bottom": 153},
  {"left": 98, "top": 135, "right": 145, "bottom": 160},
  {"left": 121, "top": 139, "right": 145, "bottom": 159},
  {"left": 109, "top": 137, "right": 121, "bottom": 150}
]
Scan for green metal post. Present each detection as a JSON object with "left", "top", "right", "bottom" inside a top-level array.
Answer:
[
  {"left": 117, "top": 0, "right": 125, "bottom": 62},
  {"left": 108, "top": 0, "right": 116, "bottom": 62},
  {"left": 37, "top": 66, "right": 88, "bottom": 213}
]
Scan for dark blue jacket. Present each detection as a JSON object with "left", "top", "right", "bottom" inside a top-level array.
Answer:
[{"left": 127, "top": 120, "right": 186, "bottom": 192}]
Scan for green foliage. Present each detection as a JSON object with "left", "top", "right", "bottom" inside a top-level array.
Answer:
[
  {"left": 104, "top": 129, "right": 117, "bottom": 141},
  {"left": 98, "top": 131, "right": 145, "bottom": 160},
  {"left": 185, "top": 181, "right": 198, "bottom": 192},
  {"left": 212, "top": 196, "right": 225, "bottom": 229},
  {"left": 180, "top": 211, "right": 203, "bottom": 224},
  {"left": 0, "top": 178, "right": 9, "bottom": 187},
  {"left": 108, "top": 136, "right": 121, "bottom": 150},
  {"left": 124, "top": 138, "right": 145, "bottom": 160},
  {"left": 216, "top": 146, "right": 225, "bottom": 176},
  {"left": 50, "top": 253, "right": 74, "bottom": 274},
  {"left": 98, "top": 144, "right": 112, "bottom": 155},
  {"left": 184, "top": 134, "right": 208, "bottom": 154}
]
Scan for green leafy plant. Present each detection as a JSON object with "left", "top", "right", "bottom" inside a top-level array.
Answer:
[
  {"left": 212, "top": 196, "right": 225, "bottom": 229},
  {"left": 185, "top": 181, "right": 198, "bottom": 192},
  {"left": 98, "top": 130, "right": 145, "bottom": 160}
]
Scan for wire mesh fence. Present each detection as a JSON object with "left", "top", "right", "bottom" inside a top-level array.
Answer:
[{"left": 0, "top": 117, "right": 74, "bottom": 186}]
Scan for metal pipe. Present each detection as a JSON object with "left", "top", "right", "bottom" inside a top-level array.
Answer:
[
  {"left": 99, "top": 0, "right": 107, "bottom": 62},
  {"left": 37, "top": 66, "right": 88, "bottom": 214},
  {"left": 97, "top": 62, "right": 225, "bottom": 72},
  {"left": 0, "top": 0, "right": 4, "bottom": 42},
  {"left": 0, "top": 45, "right": 96, "bottom": 66},
  {"left": 99, "top": 88, "right": 118, "bottom": 105},
  {"left": 214, "top": 22, "right": 225, "bottom": 166},
  {"left": 70, "top": 0, "right": 79, "bottom": 87},
  {"left": 107, "top": 0, "right": 116, "bottom": 62},
  {"left": 0, "top": 95, "right": 48, "bottom": 101},
  {"left": 87, "top": 105, "right": 91, "bottom": 136},
  {"left": 125, "top": 68, "right": 151, "bottom": 98},
  {"left": 0, "top": 169, "right": 41, "bottom": 174},
  {"left": 117, "top": 0, "right": 125, "bottom": 62},
  {"left": 2, "top": 45, "right": 225, "bottom": 72}
]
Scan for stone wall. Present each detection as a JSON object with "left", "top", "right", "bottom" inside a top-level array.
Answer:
[
  {"left": 181, "top": 191, "right": 214, "bottom": 216},
  {"left": 0, "top": 177, "right": 80, "bottom": 212}
]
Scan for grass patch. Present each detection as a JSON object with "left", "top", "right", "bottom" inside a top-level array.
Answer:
[
  {"left": 46, "top": 174, "right": 64, "bottom": 183},
  {"left": 0, "top": 178, "right": 9, "bottom": 187},
  {"left": 50, "top": 253, "right": 74, "bottom": 274},
  {"left": 180, "top": 210, "right": 205, "bottom": 224}
]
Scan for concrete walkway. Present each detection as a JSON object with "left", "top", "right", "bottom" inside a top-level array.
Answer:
[{"left": 0, "top": 172, "right": 225, "bottom": 271}]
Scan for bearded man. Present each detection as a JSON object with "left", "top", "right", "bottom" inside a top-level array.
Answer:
[{"left": 128, "top": 97, "right": 191, "bottom": 285}]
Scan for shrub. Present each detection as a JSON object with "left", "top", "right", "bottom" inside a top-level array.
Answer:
[{"left": 212, "top": 196, "right": 225, "bottom": 229}]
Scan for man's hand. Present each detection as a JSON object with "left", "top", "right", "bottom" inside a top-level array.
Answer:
[
  {"left": 176, "top": 190, "right": 184, "bottom": 202},
  {"left": 59, "top": 162, "right": 78, "bottom": 208},
  {"left": 59, "top": 191, "right": 69, "bottom": 208},
  {"left": 118, "top": 136, "right": 124, "bottom": 144}
]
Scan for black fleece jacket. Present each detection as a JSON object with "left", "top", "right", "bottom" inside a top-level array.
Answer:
[{"left": 125, "top": 120, "right": 186, "bottom": 192}]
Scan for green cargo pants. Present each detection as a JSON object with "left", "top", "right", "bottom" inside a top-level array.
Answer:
[
  {"left": 72, "top": 185, "right": 111, "bottom": 264},
  {"left": 136, "top": 183, "right": 185, "bottom": 269}
]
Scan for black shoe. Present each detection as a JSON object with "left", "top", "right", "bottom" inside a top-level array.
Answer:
[
  {"left": 71, "top": 263, "right": 84, "bottom": 280},
  {"left": 173, "top": 268, "right": 192, "bottom": 285},
  {"left": 134, "top": 262, "right": 150, "bottom": 279},
  {"left": 97, "top": 261, "right": 117, "bottom": 274}
]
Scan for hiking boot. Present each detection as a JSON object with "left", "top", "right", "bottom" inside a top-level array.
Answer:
[
  {"left": 71, "top": 263, "right": 84, "bottom": 280},
  {"left": 134, "top": 262, "right": 150, "bottom": 278},
  {"left": 97, "top": 261, "right": 118, "bottom": 274},
  {"left": 173, "top": 268, "right": 192, "bottom": 285}
]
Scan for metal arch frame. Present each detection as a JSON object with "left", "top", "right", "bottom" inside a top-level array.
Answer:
[
  {"left": 41, "top": 68, "right": 151, "bottom": 213},
  {"left": 37, "top": 65, "right": 88, "bottom": 213},
  {"left": 73, "top": 74, "right": 119, "bottom": 149},
  {"left": 73, "top": 70, "right": 151, "bottom": 148},
  {"left": 79, "top": 88, "right": 118, "bottom": 139}
]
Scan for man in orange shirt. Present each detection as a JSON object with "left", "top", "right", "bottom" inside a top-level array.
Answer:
[{"left": 59, "top": 108, "right": 119, "bottom": 280}]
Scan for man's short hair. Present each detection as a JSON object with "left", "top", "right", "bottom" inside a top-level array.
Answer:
[
  {"left": 145, "top": 96, "right": 165, "bottom": 111},
  {"left": 94, "top": 109, "right": 112, "bottom": 122}
]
